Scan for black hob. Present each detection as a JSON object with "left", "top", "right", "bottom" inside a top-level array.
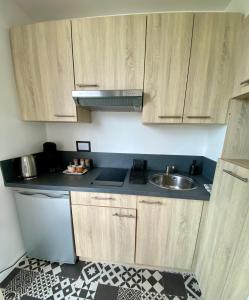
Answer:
[{"left": 93, "top": 168, "right": 128, "bottom": 187}]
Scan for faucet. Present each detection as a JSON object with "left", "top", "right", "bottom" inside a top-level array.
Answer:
[{"left": 165, "top": 165, "right": 175, "bottom": 175}]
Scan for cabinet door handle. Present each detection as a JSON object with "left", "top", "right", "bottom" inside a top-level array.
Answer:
[
  {"left": 223, "top": 169, "right": 248, "bottom": 183},
  {"left": 113, "top": 213, "right": 136, "bottom": 219},
  {"left": 186, "top": 116, "right": 211, "bottom": 119},
  {"left": 140, "top": 200, "right": 162, "bottom": 205},
  {"left": 91, "top": 196, "right": 116, "bottom": 201},
  {"left": 76, "top": 84, "right": 99, "bottom": 88},
  {"left": 240, "top": 79, "right": 249, "bottom": 86},
  {"left": 158, "top": 116, "right": 182, "bottom": 118},
  {"left": 54, "top": 114, "right": 75, "bottom": 117}
]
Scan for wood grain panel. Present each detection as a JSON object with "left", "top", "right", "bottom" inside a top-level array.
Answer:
[
  {"left": 233, "top": 16, "right": 249, "bottom": 99},
  {"left": 70, "top": 191, "right": 136, "bottom": 209},
  {"left": 221, "top": 210, "right": 249, "bottom": 300},
  {"left": 135, "top": 196, "right": 203, "bottom": 269},
  {"left": 142, "top": 13, "right": 194, "bottom": 123},
  {"left": 222, "top": 99, "right": 249, "bottom": 160},
  {"left": 194, "top": 159, "right": 249, "bottom": 299},
  {"left": 10, "top": 21, "right": 81, "bottom": 122},
  {"left": 72, "top": 205, "right": 136, "bottom": 263},
  {"left": 72, "top": 15, "right": 146, "bottom": 90},
  {"left": 183, "top": 13, "right": 241, "bottom": 124}
]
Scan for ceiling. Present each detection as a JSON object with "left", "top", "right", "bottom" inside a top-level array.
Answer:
[{"left": 13, "top": 0, "right": 234, "bottom": 22}]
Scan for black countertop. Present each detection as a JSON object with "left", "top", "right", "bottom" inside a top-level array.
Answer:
[{"left": 4, "top": 167, "right": 211, "bottom": 201}]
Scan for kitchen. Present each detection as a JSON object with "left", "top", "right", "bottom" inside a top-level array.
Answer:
[{"left": 0, "top": 0, "right": 249, "bottom": 299}]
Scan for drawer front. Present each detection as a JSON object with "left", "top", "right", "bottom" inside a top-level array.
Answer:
[{"left": 70, "top": 191, "right": 137, "bottom": 209}]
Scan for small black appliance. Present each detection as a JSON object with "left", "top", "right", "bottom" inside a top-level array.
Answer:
[{"left": 129, "top": 159, "right": 147, "bottom": 184}]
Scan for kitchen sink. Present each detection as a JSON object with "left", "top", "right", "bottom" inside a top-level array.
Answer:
[{"left": 149, "top": 173, "right": 197, "bottom": 191}]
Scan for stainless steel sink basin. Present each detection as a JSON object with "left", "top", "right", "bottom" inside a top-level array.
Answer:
[{"left": 149, "top": 173, "right": 197, "bottom": 191}]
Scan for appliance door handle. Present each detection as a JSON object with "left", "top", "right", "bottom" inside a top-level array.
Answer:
[
  {"left": 17, "top": 192, "right": 69, "bottom": 198},
  {"left": 112, "top": 213, "right": 136, "bottom": 219},
  {"left": 139, "top": 200, "right": 162, "bottom": 205},
  {"left": 223, "top": 169, "right": 248, "bottom": 183}
]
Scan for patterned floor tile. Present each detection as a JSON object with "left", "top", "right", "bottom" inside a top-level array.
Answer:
[
  {"left": 18, "top": 258, "right": 50, "bottom": 273},
  {"left": 25, "top": 272, "right": 57, "bottom": 299},
  {"left": 182, "top": 273, "right": 202, "bottom": 300},
  {"left": 42, "top": 263, "right": 62, "bottom": 277},
  {"left": 117, "top": 287, "right": 141, "bottom": 300},
  {"left": 141, "top": 269, "right": 164, "bottom": 294},
  {"left": 163, "top": 272, "right": 187, "bottom": 299},
  {"left": 95, "top": 284, "right": 119, "bottom": 300},
  {"left": 45, "top": 276, "right": 78, "bottom": 300},
  {"left": 99, "top": 264, "right": 125, "bottom": 287},
  {"left": 81, "top": 262, "right": 103, "bottom": 285},
  {"left": 3, "top": 269, "right": 38, "bottom": 300},
  {"left": 119, "top": 267, "right": 142, "bottom": 291},
  {"left": 141, "top": 291, "right": 167, "bottom": 299}
]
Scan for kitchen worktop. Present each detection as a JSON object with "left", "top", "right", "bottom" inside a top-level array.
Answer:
[{"left": 4, "top": 167, "right": 211, "bottom": 201}]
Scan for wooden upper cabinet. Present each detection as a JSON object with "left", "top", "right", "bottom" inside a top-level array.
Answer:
[
  {"left": 233, "top": 16, "right": 249, "bottom": 99},
  {"left": 10, "top": 20, "right": 81, "bottom": 122},
  {"left": 183, "top": 13, "right": 241, "bottom": 124},
  {"left": 72, "top": 15, "right": 146, "bottom": 90},
  {"left": 142, "top": 13, "right": 194, "bottom": 123}
]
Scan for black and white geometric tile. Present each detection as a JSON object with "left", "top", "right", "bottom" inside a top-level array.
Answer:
[
  {"left": 0, "top": 256, "right": 202, "bottom": 300},
  {"left": 99, "top": 264, "right": 125, "bottom": 287},
  {"left": 141, "top": 269, "right": 164, "bottom": 294},
  {"left": 119, "top": 267, "right": 142, "bottom": 291},
  {"left": 183, "top": 273, "right": 202, "bottom": 300},
  {"left": 117, "top": 287, "right": 141, "bottom": 300}
]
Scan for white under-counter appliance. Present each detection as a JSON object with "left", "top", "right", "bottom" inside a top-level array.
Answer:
[{"left": 14, "top": 188, "right": 76, "bottom": 264}]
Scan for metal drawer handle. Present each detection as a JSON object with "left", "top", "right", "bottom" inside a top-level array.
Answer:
[
  {"left": 76, "top": 84, "right": 99, "bottom": 88},
  {"left": 158, "top": 116, "right": 182, "bottom": 118},
  {"left": 223, "top": 169, "right": 248, "bottom": 183},
  {"left": 140, "top": 200, "right": 162, "bottom": 205},
  {"left": 186, "top": 116, "right": 211, "bottom": 119},
  {"left": 54, "top": 114, "right": 75, "bottom": 117},
  {"left": 240, "top": 79, "right": 249, "bottom": 86},
  {"left": 92, "top": 196, "right": 116, "bottom": 201},
  {"left": 113, "top": 213, "right": 136, "bottom": 219}
]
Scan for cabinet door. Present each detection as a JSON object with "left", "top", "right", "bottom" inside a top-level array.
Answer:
[
  {"left": 142, "top": 13, "right": 193, "bottom": 123},
  {"left": 135, "top": 197, "right": 203, "bottom": 269},
  {"left": 194, "top": 160, "right": 249, "bottom": 300},
  {"left": 72, "top": 205, "right": 136, "bottom": 263},
  {"left": 221, "top": 211, "right": 249, "bottom": 300},
  {"left": 183, "top": 13, "right": 241, "bottom": 123},
  {"left": 10, "top": 21, "right": 77, "bottom": 122},
  {"left": 233, "top": 16, "right": 249, "bottom": 98},
  {"left": 72, "top": 15, "right": 146, "bottom": 90}
]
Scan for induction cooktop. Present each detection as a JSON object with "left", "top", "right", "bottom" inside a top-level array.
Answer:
[{"left": 92, "top": 168, "right": 128, "bottom": 187}]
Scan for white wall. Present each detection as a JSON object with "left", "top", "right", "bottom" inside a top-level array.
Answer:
[
  {"left": 226, "top": 0, "right": 249, "bottom": 15},
  {"left": 0, "top": 0, "right": 46, "bottom": 282},
  {"left": 46, "top": 112, "right": 226, "bottom": 161}
]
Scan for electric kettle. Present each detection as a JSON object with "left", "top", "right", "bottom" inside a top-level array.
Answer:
[{"left": 21, "top": 155, "right": 37, "bottom": 179}]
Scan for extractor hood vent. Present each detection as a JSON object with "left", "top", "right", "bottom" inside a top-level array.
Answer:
[{"left": 72, "top": 90, "right": 143, "bottom": 112}]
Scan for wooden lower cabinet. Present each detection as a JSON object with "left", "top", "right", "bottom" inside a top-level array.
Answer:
[
  {"left": 71, "top": 192, "right": 204, "bottom": 269},
  {"left": 72, "top": 205, "right": 136, "bottom": 263},
  {"left": 194, "top": 159, "right": 249, "bottom": 299},
  {"left": 135, "top": 196, "right": 203, "bottom": 269}
]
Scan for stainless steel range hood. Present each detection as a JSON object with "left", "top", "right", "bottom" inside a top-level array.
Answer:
[{"left": 72, "top": 90, "right": 143, "bottom": 112}]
